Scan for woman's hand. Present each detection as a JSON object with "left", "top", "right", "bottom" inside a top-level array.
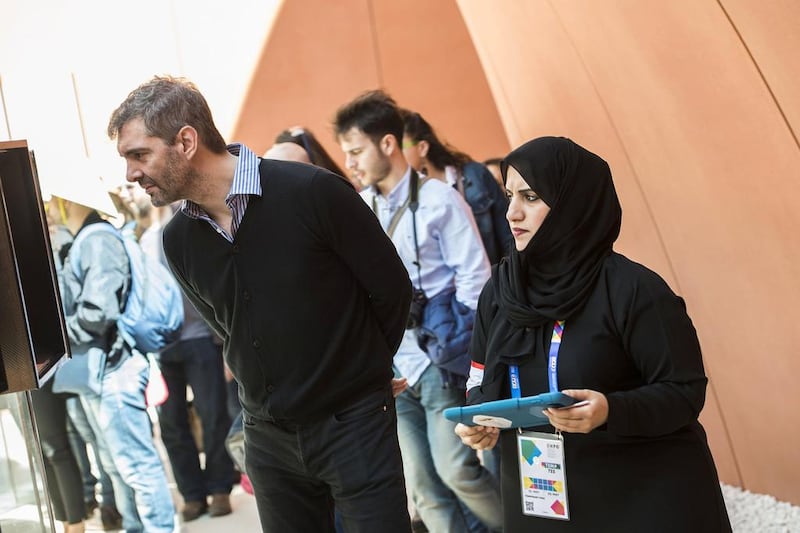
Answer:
[
  {"left": 454, "top": 423, "right": 500, "bottom": 450},
  {"left": 543, "top": 389, "right": 609, "bottom": 434}
]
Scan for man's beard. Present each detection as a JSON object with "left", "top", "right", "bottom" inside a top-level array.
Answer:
[
  {"left": 370, "top": 154, "right": 393, "bottom": 186},
  {"left": 150, "top": 151, "right": 194, "bottom": 207}
]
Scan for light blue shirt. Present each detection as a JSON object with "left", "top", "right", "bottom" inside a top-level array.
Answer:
[
  {"left": 361, "top": 167, "right": 490, "bottom": 386},
  {"left": 181, "top": 143, "right": 261, "bottom": 242}
]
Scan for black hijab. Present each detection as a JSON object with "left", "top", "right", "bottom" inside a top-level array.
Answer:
[{"left": 494, "top": 137, "right": 621, "bottom": 339}]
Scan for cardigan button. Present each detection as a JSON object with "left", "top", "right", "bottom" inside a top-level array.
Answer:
[
  {"left": 232, "top": 245, "right": 240, "bottom": 254},
  {"left": 243, "top": 290, "right": 251, "bottom": 300},
  {"left": 252, "top": 338, "right": 261, "bottom": 349},
  {"left": 267, "top": 385, "right": 274, "bottom": 393}
]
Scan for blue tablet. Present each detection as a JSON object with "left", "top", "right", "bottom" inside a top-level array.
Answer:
[{"left": 443, "top": 392, "right": 578, "bottom": 429}]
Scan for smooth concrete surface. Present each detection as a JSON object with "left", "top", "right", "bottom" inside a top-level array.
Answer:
[
  {"left": 177, "top": 488, "right": 259, "bottom": 533},
  {"left": 62, "top": 486, "right": 259, "bottom": 533}
]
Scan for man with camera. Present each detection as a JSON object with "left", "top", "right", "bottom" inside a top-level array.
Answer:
[{"left": 335, "top": 90, "right": 502, "bottom": 533}]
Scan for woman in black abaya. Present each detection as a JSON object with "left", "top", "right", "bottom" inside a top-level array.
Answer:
[{"left": 455, "top": 137, "right": 731, "bottom": 532}]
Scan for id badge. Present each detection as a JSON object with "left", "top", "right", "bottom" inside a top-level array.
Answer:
[{"left": 516, "top": 431, "right": 570, "bottom": 520}]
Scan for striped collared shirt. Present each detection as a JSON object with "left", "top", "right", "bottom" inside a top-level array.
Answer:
[{"left": 181, "top": 143, "right": 261, "bottom": 242}]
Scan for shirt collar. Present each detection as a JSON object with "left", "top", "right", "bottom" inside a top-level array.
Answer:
[
  {"left": 371, "top": 166, "right": 413, "bottom": 207},
  {"left": 225, "top": 143, "right": 261, "bottom": 200},
  {"left": 181, "top": 143, "right": 261, "bottom": 216}
]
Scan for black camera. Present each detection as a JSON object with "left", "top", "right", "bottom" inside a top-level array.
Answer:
[{"left": 406, "top": 288, "right": 428, "bottom": 330}]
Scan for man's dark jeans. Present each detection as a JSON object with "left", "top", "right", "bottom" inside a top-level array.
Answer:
[{"left": 244, "top": 385, "right": 411, "bottom": 532}]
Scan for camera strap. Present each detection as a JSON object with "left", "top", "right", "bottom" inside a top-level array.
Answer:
[
  {"left": 409, "top": 169, "right": 426, "bottom": 293},
  {"left": 377, "top": 196, "right": 411, "bottom": 239},
  {"left": 370, "top": 169, "right": 428, "bottom": 290}
]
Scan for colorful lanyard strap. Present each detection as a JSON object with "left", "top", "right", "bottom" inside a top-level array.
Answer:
[{"left": 509, "top": 320, "right": 565, "bottom": 398}]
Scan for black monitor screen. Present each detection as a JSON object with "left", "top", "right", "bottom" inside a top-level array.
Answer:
[{"left": 0, "top": 140, "right": 69, "bottom": 393}]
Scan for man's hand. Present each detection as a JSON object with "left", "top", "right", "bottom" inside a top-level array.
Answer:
[{"left": 391, "top": 377, "right": 408, "bottom": 397}]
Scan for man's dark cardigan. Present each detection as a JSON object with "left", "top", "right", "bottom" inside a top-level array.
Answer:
[{"left": 163, "top": 159, "right": 411, "bottom": 422}]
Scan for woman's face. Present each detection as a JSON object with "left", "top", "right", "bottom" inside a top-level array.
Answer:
[
  {"left": 401, "top": 135, "right": 425, "bottom": 173},
  {"left": 505, "top": 166, "right": 551, "bottom": 251}
]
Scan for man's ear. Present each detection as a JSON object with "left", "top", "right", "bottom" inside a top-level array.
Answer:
[
  {"left": 175, "top": 125, "right": 199, "bottom": 159},
  {"left": 380, "top": 133, "right": 398, "bottom": 156}
]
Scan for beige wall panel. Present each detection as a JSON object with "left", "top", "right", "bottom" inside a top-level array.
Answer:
[
  {"left": 233, "top": 0, "right": 507, "bottom": 168},
  {"left": 698, "top": 385, "right": 739, "bottom": 489},
  {"left": 458, "top": 1, "right": 676, "bottom": 276},
  {"left": 460, "top": 0, "right": 800, "bottom": 503},
  {"left": 368, "top": 1, "right": 510, "bottom": 162},
  {"left": 722, "top": 0, "right": 800, "bottom": 138},
  {"left": 549, "top": 1, "right": 799, "bottom": 503},
  {"left": 459, "top": 0, "right": 800, "bottom": 503},
  {"left": 458, "top": 3, "right": 617, "bottom": 148},
  {"left": 232, "top": 0, "right": 380, "bottom": 159},
  {"left": 460, "top": 0, "right": 731, "bottom": 469}
]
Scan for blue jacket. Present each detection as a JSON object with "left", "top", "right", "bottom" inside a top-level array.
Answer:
[
  {"left": 52, "top": 215, "right": 131, "bottom": 395},
  {"left": 461, "top": 161, "right": 513, "bottom": 265},
  {"left": 416, "top": 289, "right": 475, "bottom": 389}
]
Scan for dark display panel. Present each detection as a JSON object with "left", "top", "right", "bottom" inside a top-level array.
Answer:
[{"left": 0, "top": 140, "right": 69, "bottom": 393}]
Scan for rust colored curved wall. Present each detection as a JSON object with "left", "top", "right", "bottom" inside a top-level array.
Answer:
[
  {"left": 722, "top": 0, "right": 800, "bottom": 135},
  {"left": 232, "top": 0, "right": 509, "bottom": 168},
  {"left": 458, "top": 0, "right": 800, "bottom": 504}
]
